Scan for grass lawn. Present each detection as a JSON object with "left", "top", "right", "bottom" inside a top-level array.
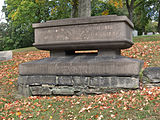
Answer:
[
  {"left": 0, "top": 35, "right": 160, "bottom": 120},
  {"left": 133, "top": 34, "right": 160, "bottom": 43}
]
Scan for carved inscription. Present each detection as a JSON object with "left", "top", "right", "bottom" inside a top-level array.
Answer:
[
  {"left": 82, "top": 24, "right": 121, "bottom": 40},
  {"left": 36, "top": 23, "right": 122, "bottom": 44},
  {"left": 63, "top": 24, "right": 122, "bottom": 41}
]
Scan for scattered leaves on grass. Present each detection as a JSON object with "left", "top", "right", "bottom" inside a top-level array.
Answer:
[{"left": 0, "top": 41, "right": 160, "bottom": 119}]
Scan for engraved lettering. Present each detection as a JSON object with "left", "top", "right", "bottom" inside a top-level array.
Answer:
[{"left": 40, "top": 23, "right": 121, "bottom": 42}]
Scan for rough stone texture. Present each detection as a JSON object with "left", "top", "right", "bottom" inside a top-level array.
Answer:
[
  {"left": 18, "top": 15, "right": 143, "bottom": 96},
  {"left": 19, "top": 56, "right": 143, "bottom": 76},
  {"left": 30, "top": 86, "right": 52, "bottom": 95},
  {"left": 18, "top": 75, "right": 139, "bottom": 88},
  {"left": 73, "top": 76, "right": 89, "bottom": 86},
  {"left": 142, "top": 83, "right": 160, "bottom": 88},
  {"left": 52, "top": 87, "right": 75, "bottom": 95},
  {"left": 18, "top": 75, "right": 139, "bottom": 96},
  {"left": 32, "top": 16, "right": 133, "bottom": 51},
  {"left": 143, "top": 67, "right": 160, "bottom": 83},
  {"left": 33, "top": 16, "right": 133, "bottom": 29},
  {"left": 142, "top": 67, "right": 160, "bottom": 88},
  {"left": 18, "top": 75, "right": 57, "bottom": 85},
  {"left": 57, "top": 76, "right": 73, "bottom": 86},
  {"left": 0, "top": 51, "right": 12, "bottom": 60},
  {"left": 18, "top": 84, "right": 31, "bottom": 97},
  {"left": 50, "top": 49, "right": 121, "bottom": 57},
  {"left": 89, "top": 77, "right": 139, "bottom": 88},
  {"left": 78, "top": 0, "right": 91, "bottom": 17}
]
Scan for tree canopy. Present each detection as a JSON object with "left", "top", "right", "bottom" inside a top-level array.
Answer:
[{"left": 0, "top": 0, "right": 159, "bottom": 50}]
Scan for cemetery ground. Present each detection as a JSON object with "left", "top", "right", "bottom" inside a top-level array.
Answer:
[{"left": 0, "top": 35, "right": 160, "bottom": 120}]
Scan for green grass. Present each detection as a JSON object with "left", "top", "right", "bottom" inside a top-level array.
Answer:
[
  {"left": 0, "top": 91, "right": 159, "bottom": 120},
  {"left": 13, "top": 47, "right": 38, "bottom": 53},
  {"left": 0, "top": 34, "right": 160, "bottom": 120},
  {"left": 133, "top": 34, "right": 160, "bottom": 43}
]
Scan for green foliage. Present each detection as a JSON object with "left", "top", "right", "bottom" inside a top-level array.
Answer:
[
  {"left": 0, "top": 22, "right": 9, "bottom": 39},
  {"left": 1, "top": 0, "right": 128, "bottom": 50},
  {"left": 145, "top": 21, "right": 158, "bottom": 33},
  {"left": 49, "top": 0, "right": 71, "bottom": 20},
  {"left": 1, "top": 0, "right": 160, "bottom": 50},
  {"left": 147, "top": 0, "right": 160, "bottom": 33},
  {"left": 146, "top": 0, "right": 160, "bottom": 20},
  {"left": 2, "top": 0, "right": 72, "bottom": 50},
  {"left": 0, "top": 38, "right": 3, "bottom": 51},
  {"left": 136, "top": 0, "right": 160, "bottom": 33},
  {"left": 133, "top": 1, "right": 151, "bottom": 35},
  {"left": 0, "top": 37, "right": 14, "bottom": 50},
  {"left": 0, "top": 22, "right": 12, "bottom": 50},
  {"left": 91, "top": 0, "right": 125, "bottom": 16}
]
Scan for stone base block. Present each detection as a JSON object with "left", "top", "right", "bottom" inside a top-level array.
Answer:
[
  {"left": 0, "top": 51, "right": 12, "bottom": 61},
  {"left": 19, "top": 56, "right": 143, "bottom": 76},
  {"left": 18, "top": 75, "right": 139, "bottom": 96},
  {"left": 18, "top": 84, "right": 31, "bottom": 96},
  {"left": 142, "top": 67, "right": 160, "bottom": 88}
]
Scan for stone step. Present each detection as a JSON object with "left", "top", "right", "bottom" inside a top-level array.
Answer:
[{"left": 19, "top": 56, "right": 143, "bottom": 76}]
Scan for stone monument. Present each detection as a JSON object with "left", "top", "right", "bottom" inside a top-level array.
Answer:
[
  {"left": 0, "top": 51, "right": 12, "bottom": 61},
  {"left": 18, "top": 15, "right": 143, "bottom": 96}
]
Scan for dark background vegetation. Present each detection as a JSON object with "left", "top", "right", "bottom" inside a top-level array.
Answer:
[{"left": 0, "top": 0, "right": 160, "bottom": 50}]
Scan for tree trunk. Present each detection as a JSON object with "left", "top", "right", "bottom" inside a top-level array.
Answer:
[
  {"left": 158, "top": 10, "right": 160, "bottom": 33},
  {"left": 78, "top": 0, "right": 91, "bottom": 17},
  {"left": 126, "top": 0, "right": 134, "bottom": 22},
  {"left": 128, "top": 9, "right": 133, "bottom": 22},
  {"left": 71, "top": 0, "right": 79, "bottom": 18}
]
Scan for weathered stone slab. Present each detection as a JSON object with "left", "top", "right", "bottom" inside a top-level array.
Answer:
[
  {"left": 18, "top": 75, "right": 139, "bottom": 96},
  {"left": 143, "top": 67, "right": 160, "bottom": 83},
  {"left": 73, "top": 76, "right": 89, "bottom": 86},
  {"left": 57, "top": 76, "right": 73, "bottom": 85},
  {"left": 52, "top": 87, "right": 75, "bottom": 95},
  {"left": 30, "top": 86, "right": 52, "bottom": 95},
  {"left": 89, "top": 77, "right": 139, "bottom": 88},
  {"left": 18, "top": 75, "right": 139, "bottom": 89},
  {"left": 18, "top": 75, "right": 57, "bottom": 85},
  {"left": 0, "top": 51, "right": 12, "bottom": 60},
  {"left": 19, "top": 56, "right": 143, "bottom": 76},
  {"left": 18, "top": 84, "right": 31, "bottom": 97},
  {"left": 142, "top": 67, "right": 160, "bottom": 88},
  {"left": 32, "top": 16, "right": 133, "bottom": 50},
  {"left": 143, "top": 83, "right": 160, "bottom": 88}
]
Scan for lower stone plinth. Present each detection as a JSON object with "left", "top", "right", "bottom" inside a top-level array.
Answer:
[
  {"left": 19, "top": 56, "right": 143, "bottom": 76},
  {"left": 18, "top": 55, "right": 143, "bottom": 96},
  {"left": 18, "top": 75, "right": 139, "bottom": 96}
]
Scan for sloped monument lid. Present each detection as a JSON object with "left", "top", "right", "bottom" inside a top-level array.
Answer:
[
  {"left": 32, "top": 15, "right": 134, "bottom": 50},
  {"left": 33, "top": 15, "right": 134, "bottom": 28}
]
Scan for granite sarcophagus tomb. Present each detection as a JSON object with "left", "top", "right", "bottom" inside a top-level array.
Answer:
[{"left": 18, "top": 15, "right": 143, "bottom": 96}]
